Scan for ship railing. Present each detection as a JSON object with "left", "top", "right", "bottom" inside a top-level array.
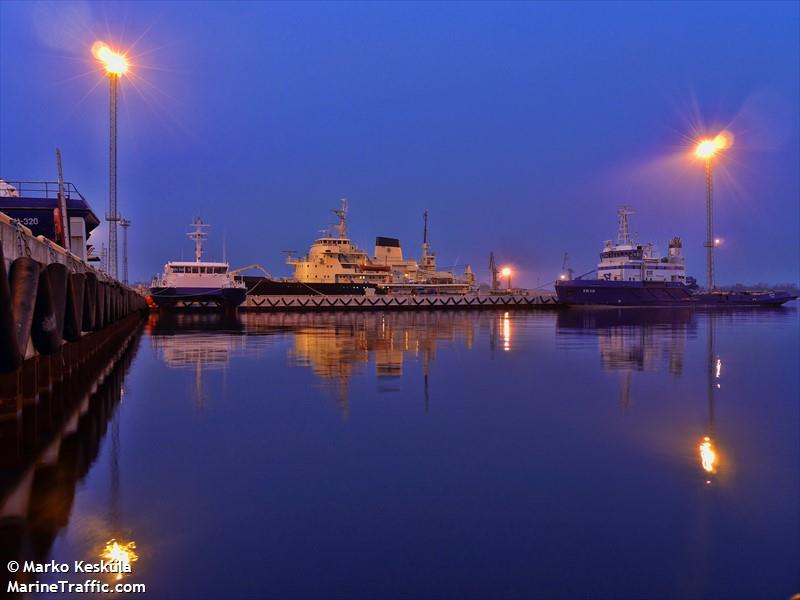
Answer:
[{"left": 1, "top": 181, "right": 88, "bottom": 201}]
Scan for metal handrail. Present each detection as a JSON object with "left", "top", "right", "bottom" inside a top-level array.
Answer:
[{"left": 2, "top": 181, "right": 87, "bottom": 201}]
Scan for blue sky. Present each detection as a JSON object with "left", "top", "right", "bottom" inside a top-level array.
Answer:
[{"left": 1, "top": 1, "right": 798, "bottom": 285}]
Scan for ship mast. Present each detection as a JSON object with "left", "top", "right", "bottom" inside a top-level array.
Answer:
[
  {"left": 332, "top": 198, "right": 348, "bottom": 239},
  {"left": 187, "top": 217, "right": 209, "bottom": 262},
  {"left": 617, "top": 206, "right": 634, "bottom": 246},
  {"left": 422, "top": 210, "right": 429, "bottom": 261}
]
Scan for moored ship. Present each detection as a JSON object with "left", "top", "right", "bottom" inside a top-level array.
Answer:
[
  {"left": 241, "top": 200, "right": 474, "bottom": 296},
  {"left": 555, "top": 207, "right": 796, "bottom": 307},
  {"left": 150, "top": 218, "right": 246, "bottom": 310}
]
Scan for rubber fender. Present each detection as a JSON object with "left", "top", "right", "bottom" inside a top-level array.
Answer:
[
  {"left": 83, "top": 272, "right": 97, "bottom": 331},
  {"left": 31, "top": 263, "right": 68, "bottom": 354},
  {"left": 94, "top": 280, "right": 106, "bottom": 330},
  {"left": 64, "top": 273, "right": 85, "bottom": 342},
  {"left": 6, "top": 256, "right": 40, "bottom": 368},
  {"left": 0, "top": 246, "right": 22, "bottom": 372}
]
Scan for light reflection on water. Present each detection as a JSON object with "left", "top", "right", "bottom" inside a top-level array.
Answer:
[{"left": 4, "top": 307, "right": 798, "bottom": 599}]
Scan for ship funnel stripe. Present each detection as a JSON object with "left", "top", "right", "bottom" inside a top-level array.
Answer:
[{"left": 375, "top": 237, "right": 401, "bottom": 247}]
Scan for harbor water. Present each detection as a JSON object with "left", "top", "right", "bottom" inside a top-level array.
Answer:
[{"left": 7, "top": 307, "right": 799, "bottom": 599}]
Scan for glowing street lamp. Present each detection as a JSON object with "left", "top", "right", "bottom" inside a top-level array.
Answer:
[
  {"left": 694, "top": 132, "right": 732, "bottom": 290},
  {"left": 501, "top": 266, "right": 512, "bottom": 290},
  {"left": 92, "top": 41, "right": 130, "bottom": 279}
]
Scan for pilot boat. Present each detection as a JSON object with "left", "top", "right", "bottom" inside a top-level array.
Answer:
[{"left": 149, "top": 218, "right": 246, "bottom": 310}]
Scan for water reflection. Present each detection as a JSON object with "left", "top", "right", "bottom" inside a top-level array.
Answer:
[
  {"left": 557, "top": 308, "right": 697, "bottom": 408},
  {"left": 147, "top": 313, "right": 252, "bottom": 408},
  {"left": 0, "top": 325, "right": 142, "bottom": 587},
  {"left": 5, "top": 307, "right": 796, "bottom": 598},
  {"left": 148, "top": 312, "right": 498, "bottom": 415},
  {"left": 248, "top": 312, "right": 478, "bottom": 415}
]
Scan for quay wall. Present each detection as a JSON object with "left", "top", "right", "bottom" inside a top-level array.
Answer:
[
  {"left": 0, "top": 212, "right": 148, "bottom": 376},
  {"left": 0, "top": 315, "right": 142, "bottom": 570},
  {"left": 241, "top": 292, "right": 562, "bottom": 312}
]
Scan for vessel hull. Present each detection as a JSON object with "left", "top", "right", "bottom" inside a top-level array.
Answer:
[
  {"left": 693, "top": 291, "right": 797, "bottom": 306},
  {"left": 556, "top": 280, "right": 797, "bottom": 307},
  {"left": 555, "top": 280, "right": 694, "bottom": 306},
  {"left": 239, "top": 277, "right": 378, "bottom": 296},
  {"left": 149, "top": 286, "right": 247, "bottom": 309}
]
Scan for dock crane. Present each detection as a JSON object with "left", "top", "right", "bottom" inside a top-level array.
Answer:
[{"left": 489, "top": 251, "right": 499, "bottom": 290}]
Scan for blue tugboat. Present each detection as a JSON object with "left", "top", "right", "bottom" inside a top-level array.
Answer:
[
  {"left": 556, "top": 208, "right": 796, "bottom": 307},
  {"left": 149, "top": 218, "right": 246, "bottom": 310}
]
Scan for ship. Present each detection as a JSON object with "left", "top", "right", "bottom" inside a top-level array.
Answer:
[
  {"left": 241, "top": 200, "right": 474, "bottom": 296},
  {"left": 555, "top": 207, "right": 797, "bottom": 307},
  {"left": 149, "top": 218, "right": 247, "bottom": 310}
]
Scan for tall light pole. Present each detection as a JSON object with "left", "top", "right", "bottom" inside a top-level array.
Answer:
[
  {"left": 93, "top": 42, "right": 129, "bottom": 280},
  {"left": 694, "top": 133, "right": 730, "bottom": 290},
  {"left": 120, "top": 217, "right": 130, "bottom": 284}
]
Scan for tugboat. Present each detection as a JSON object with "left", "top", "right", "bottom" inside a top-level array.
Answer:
[
  {"left": 150, "top": 218, "right": 247, "bottom": 310},
  {"left": 555, "top": 207, "right": 796, "bottom": 307}
]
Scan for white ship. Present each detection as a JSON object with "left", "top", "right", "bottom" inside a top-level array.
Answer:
[{"left": 150, "top": 218, "right": 247, "bottom": 310}]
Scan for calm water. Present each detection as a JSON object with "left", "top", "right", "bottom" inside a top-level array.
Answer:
[{"left": 5, "top": 308, "right": 799, "bottom": 599}]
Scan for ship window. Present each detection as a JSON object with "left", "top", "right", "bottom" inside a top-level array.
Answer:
[{"left": 191, "top": 267, "right": 199, "bottom": 274}]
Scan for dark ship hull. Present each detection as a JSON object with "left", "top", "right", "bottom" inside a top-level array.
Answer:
[
  {"left": 149, "top": 286, "right": 247, "bottom": 309},
  {"left": 555, "top": 280, "right": 694, "bottom": 306},
  {"left": 239, "top": 276, "right": 379, "bottom": 296},
  {"left": 556, "top": 280, "right": 797, "bottom": 307}
]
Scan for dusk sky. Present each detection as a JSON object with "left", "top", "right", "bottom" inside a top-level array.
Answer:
[{"left": 1, "top": 1, "right": 798, "bottom": 286}]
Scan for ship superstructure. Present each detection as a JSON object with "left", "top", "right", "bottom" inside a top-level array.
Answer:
[
  {"left": 596, "top": 207, "right": 687, "bottom": 284},
  {"left": 284, "top": 200, "right": 474, "bottom": 294},
  {"left": 375, "top": 210, "right": 475, "bottom": 293},
  {"left": 150, "top": 218, "right": 246, "bottom": 310},
  {"left": 286, "top": 199, "right": 392, "bottom": 286},
  {"left": 556, "top": 207, "right": 694, "bottom": 306}
]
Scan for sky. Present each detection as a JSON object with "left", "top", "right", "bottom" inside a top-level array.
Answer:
[{"left": 0, "top": 0, "right": 798, "bottom": 286}]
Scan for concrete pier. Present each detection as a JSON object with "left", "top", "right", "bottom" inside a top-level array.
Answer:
[
  {"left": 0, "top": 211, "right": 147, "bottom": 374},
  {"left": 241, "top": 292, "right": 561, "bottom": 312}
]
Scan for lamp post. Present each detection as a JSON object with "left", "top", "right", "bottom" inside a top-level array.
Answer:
[
  {"left": 501, "top": 266, "right": 512, "bottom": 291},
  {"left": 694, "top": 134, "right": 730, "bottom": 290},
  {"left": 92, "top": 42, "right": 129, "bottom": 280}
]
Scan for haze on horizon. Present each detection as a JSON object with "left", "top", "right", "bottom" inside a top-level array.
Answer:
[{"left": 1, "top": 1, "right": 798, "bottom": 286}]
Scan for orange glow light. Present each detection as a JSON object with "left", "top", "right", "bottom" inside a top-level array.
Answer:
[
  {"left": 92, "top": 41, "right": 129, "bottom": 75},
  {"left": 695, "top": 131, "right": 733, "bottom": 159}
]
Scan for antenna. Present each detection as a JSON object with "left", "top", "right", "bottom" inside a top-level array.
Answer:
[
  {"left": 187, "top": 217, "right": 210, "bottom": 262},
  {"left": 617, "top": 206, "right": 634, "bottom": 246},
  {"left": 332, "top": 198, "right": 348, "bottom": 239}
]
